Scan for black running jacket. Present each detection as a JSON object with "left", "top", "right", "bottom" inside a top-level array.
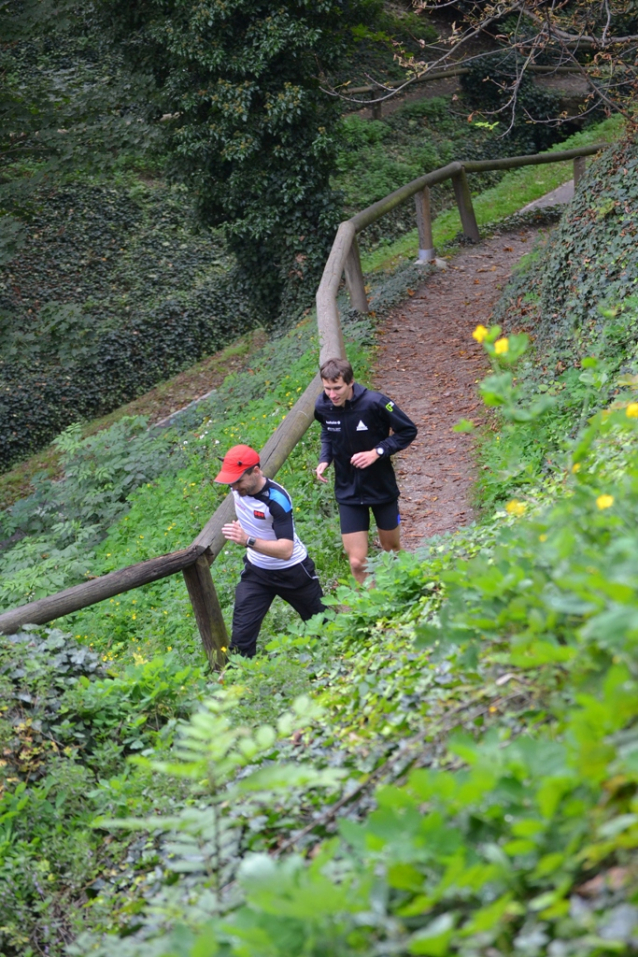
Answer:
[{"left": 314, "top": 383, "right": 418, "bottom": 505}]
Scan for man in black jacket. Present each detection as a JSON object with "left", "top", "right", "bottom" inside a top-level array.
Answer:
[{"left": 314, "top": 358, "right": 418, "bottom": 583}]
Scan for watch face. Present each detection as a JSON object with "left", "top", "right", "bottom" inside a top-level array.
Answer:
[{"left": 376, "top": 447, "right": 384, "bottom": 456}]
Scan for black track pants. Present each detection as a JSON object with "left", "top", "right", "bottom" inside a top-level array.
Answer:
[{"left": 230, "top": 556, "right": 326, "bottom": 657}]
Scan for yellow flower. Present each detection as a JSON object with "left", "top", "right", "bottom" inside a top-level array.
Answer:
[
  {"left": 472, "top": 324, "right": 488, "bottom": 343},
  {"left": 571, "top": 463, "right": 581, "bottom": 473},
  {"left": 596, "top": 494, "right": 614, "bottom": 510},
  {"left": 221, "top": 646, "right": 227, "bottom": 653},
  {"left": 494, "top": 337, "right": 509, "bottom": 355},
  {"left": 539, "top": 534, "right": 547, "bottom": 542},
  {"left": 626, "top": 403, "right": 638, "bottom": 418},
  {"left": 506, "top": 499, "right": 526, "bottom": 517}
]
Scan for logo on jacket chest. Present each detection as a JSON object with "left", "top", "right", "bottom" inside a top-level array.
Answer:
[
  {"left": 356, "top": 420, "right": 368, "bottom": 431},
  {"left": 253, "top": 510, "right": 266, "bottom": 520}
]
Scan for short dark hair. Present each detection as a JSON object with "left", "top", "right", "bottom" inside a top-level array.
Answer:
[{"left": 320, "top": 357, "right": 354, "bottom": 384}]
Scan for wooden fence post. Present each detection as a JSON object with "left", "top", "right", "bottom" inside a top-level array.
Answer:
[
  {"left": 414, "top": 186, "right": 435, "bottom": 262},
  {"left": 372, "top": 100, "right": 382, "bottom": 120},
  {"left": 182, "top": 556, "right": 229, "bottom": 670},
  {"left": 573, "top": 155, "right": 586, "bottom": 187},
  {"left": 344, "top": 236, "right": 368, "bottom": 313},
  {"left": 452, "top": 169, "right": 480, "bottom": 243}
]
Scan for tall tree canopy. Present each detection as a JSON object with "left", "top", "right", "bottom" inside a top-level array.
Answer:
[{"left": 98, "top": 0, "right": 381, "bottom": 324}]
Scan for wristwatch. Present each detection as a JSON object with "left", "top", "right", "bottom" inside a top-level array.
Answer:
[
  {"left": 375, "top": 446, "right": 385, "bottom": 456},
  {"left": 245, "top": 536, "right": 256, "bottom": 547}
]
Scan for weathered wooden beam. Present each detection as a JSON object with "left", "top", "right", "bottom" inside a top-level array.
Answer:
[
  {"left": 344, "top": 237, "right": 368, "bottom": 313},
  {"left": 316, "top": 220, "right": 352, "bottom": 360},
  {"left": 351, "top": 162, "right": 462, "bottom": 233},
  {"left": 462, "top": 144, "right": 606, "bottom": 176},
  {"left": 182, "top": 556, "right": 229, "bottom": 670},
  {"left": 0, "top": 543, "right": 205, "bottom": 635},
  {"left": 573, "top": 154, "right": 586, "bottom": 186},
  {"left": 415, "top": 187, "right": 435, "bottom": 262},
  {"left": 347, "top": 62, "right": 602, "bottom": 96},
  {"left": 349, "top": 145, "right": 606, "bottom": 236},
  {"left": 452, "top": 169, "right": 480, "bottom": 243}
]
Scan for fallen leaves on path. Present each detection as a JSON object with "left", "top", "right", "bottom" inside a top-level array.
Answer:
[{"left": 373, "top": 229, "right": 541, "bottom": 550}]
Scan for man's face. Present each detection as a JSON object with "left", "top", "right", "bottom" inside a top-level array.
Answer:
[
  {"left": 230, "top": 467, "right": 263, "bottom": 496},
  {"left": 322, "top": 376, "right": 353, "bottom": 408}
]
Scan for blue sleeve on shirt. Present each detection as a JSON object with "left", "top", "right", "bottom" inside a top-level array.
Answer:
[
  {"left": 268, "top": 487, "right": 292, "bottom": 513},
  {"left": 266, "top": 486, "right": 295, "bottom": 540}
]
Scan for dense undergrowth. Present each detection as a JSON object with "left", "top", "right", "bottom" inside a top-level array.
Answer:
[{"left": 2, "top": 132, "right": 638, "bottom": 955}]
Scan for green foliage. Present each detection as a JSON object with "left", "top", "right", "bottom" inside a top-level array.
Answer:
[
  {"left": 0, "top": 181, "right": 259, "bottom": 471},
  {"left": 333, "top": 96, "right": 505, "bottom": 250},
  {"left": 475, "top": 133, "right": 638, "bottom": 507},
  {"left": 0, "top": 417, "right": 180, "bottom": 607},
  {"left": 460, "top": 51, "right": 581, "bottom": 154},
  {"left": 97, "top": 0, "right": 379, "bottom": 326},
  {"left": 0, "top": 1, "right": 160, "bottom": 203},
  {"left": 535, "top": 137, "right": 638, "bottom": 348},
  {"left": 67, "top": 198, "right": 638, "bottom": 956},
  {"left": 0, "top": 625, "right": 211, "bottom": 956}
]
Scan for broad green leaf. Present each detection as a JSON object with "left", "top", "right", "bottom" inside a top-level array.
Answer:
[{"left": 408, "top": 913, "right": 455, "bottom": 956}]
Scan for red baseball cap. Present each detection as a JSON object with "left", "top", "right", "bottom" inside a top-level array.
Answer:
[{"left": 214, "top": 444, "right": 260, "bottom": 483}]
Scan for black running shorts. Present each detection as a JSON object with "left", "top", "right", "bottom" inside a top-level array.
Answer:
[{"left": 338, "top": 500, "right": 400, "bottom": 535}]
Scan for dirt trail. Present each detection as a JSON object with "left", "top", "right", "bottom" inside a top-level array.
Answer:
[{"left": 373, "top": 228, "right": 540, "bottom": 550}]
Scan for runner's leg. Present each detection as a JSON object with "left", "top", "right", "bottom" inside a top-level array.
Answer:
[
  {"left": 338, "top": 503, "right": 371, "bottom": 583},
  {"left": 378, "top": 526, "right": 401, "bottom": 551},
  {"left": 278, "top": 557, "right": 326, "bottom": 621},
  {"left": 375, "top": 500, "right": 401, "bottom": 553},
  {"left": 341, "top": 531, "right": 369, "bottom": 583},
  {"left": 230, "top": 563, "right": 275, "bottom": 657}
]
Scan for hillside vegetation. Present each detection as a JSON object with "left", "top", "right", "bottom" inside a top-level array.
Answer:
[
  {"left": 1, "top": 128, "right": 638, "bottom": 956},
  {"left": 2, "top": 0, "right": 610, "bottom": 471}
]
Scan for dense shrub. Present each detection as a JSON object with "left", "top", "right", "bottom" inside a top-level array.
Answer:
[{"left": 0, "top": 183, "right": 259, "bottom": 470}]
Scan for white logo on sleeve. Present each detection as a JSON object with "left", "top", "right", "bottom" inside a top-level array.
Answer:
[{"left": 356, "top": 420, "right": 368, "bottom": 431}]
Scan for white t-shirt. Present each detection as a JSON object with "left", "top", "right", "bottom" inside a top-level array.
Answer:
[{"left": 232, "top": 478, "right": 307, "bottom": 570}]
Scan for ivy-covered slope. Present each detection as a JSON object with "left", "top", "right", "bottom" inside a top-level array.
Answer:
[{"left": 0, "top": 181, "right": 258, "bottom": 472}]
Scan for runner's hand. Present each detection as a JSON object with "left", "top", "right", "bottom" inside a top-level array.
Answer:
[
  {"left": 315, "top": 461, "right": 330, "bottom": 483},
  {"left": 222, "top": 521, "right": 246, "bottom": 545},
  {"left": 350, "top": 450, "right": 380, "bottom": 469}
]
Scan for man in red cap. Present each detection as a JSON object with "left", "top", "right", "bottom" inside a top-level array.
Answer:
[{"left": 215, "top": 444, "right": 326, "bottom": 657}]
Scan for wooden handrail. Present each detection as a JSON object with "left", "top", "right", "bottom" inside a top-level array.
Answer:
[
  {"left": 0, "top": 140, "right": 610, "bottom": 665},
  {"left": 345, "top": 62, "right": 589, "bottom": 97},
  {"left": 0, "top": 543, "right": 205, "bottom": 635},
  {"left": 349, "top": 145, "right": 604, "bottom": 233}
]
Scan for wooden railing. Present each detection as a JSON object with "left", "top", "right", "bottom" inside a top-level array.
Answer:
[
  {"left": 0, "top": 141, "right": 607, "bottom": 665},
  {"left": 346, "top": 61, "right": 591, "bottom": 119}
]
